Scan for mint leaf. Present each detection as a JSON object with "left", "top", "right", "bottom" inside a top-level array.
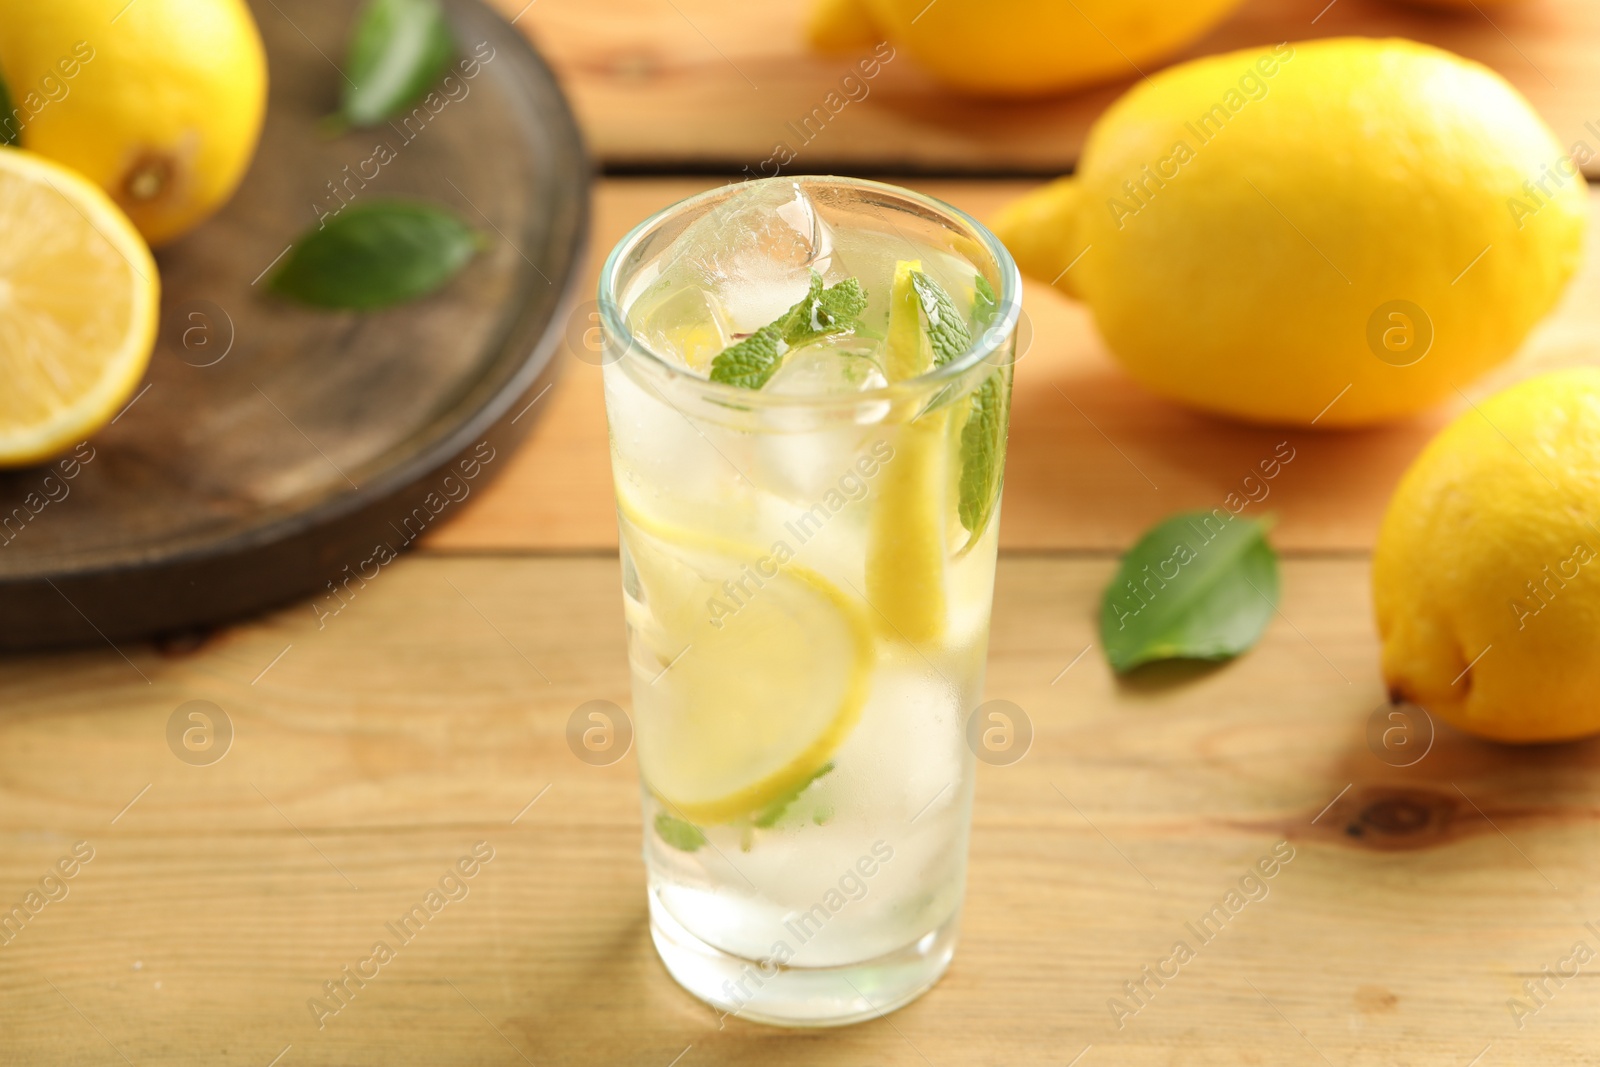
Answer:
[
  {"left": 341, "top": 0, "right": 456, "bottom": 128},
  {"left": 958, "top": 376, "right": 1004, "bottom": 536},
  {"left": 708, "top": 322, "right": 785, "bottom": 389},
  {"left": 789, "top": 278, "right": 868, "bottom": 344},
  {"left": 973, "top": 275, "right": 999, "bottom": 329},
  {"left": 910, "top": 271, "right": 972, "bottom": 367},
  {"left": 270, "top": 200, "right": 479, "bottom": 310},
  {"left": 916, "top": 272, "right": 1009, "bottom": 540},
  {"left": 709, "top": 271, "right": 868, "bottom": 389},
  {"left": 752, "top": 762, "right": 834, "bottom": 828},
  {"left": 1099, "top": 512, "right": 1280, "bottom": 673},
  {"left": 654, "top": 812, "right": 706, "bottom": 852}
]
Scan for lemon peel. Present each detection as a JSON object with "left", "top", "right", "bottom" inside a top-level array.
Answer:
[{"left": 0, "top": 147, "right": 158, "bottom": 466}]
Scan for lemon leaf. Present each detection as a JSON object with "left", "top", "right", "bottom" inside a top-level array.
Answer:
[
  {"left": 270, "top": 200, "right": 478, "bottom": 310},
  {"left": 341, "top": 0, "right": 457, "bottom": 128},
  {"left": 654, "top": 812, "right": 706, "bottom": 853},
  {"left": 1099, "top": 512, "right": 1279, "bottom": 673}
]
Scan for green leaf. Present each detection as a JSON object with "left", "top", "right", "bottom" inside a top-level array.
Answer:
[
  {"left": 752, "top": 762, "right": 834, "bottom": 829},
  {"left": 1099, "top": 512, "right": 1280, "bottom": 673},
  {"left": 788, "top": 277, "right": 868, "bottom": 345},
  {"left": 654, "top": 812, "right": 706, "bottom": 852},
  {"left": 270, "top": 200, "right": 478, "bottom": 310},
  {"left": 916, "top": 272, "right": 1010, "bottom": 540},
  {"left": 0, "top": 72, "right": 18, "bottom": 147},
  {"left": 708, "top": 271, "right": 868, "bottom": 389},
  {"left": 958, "top": 375, "right": 1004, "bottom": 537},
  {"left": 341, "top": 0, "right": 456, "bottom": 128},
  {"left": 708, "top": 322, "right": 786, "bottom": 389},
  {"left": 973, "top": 274, "right": 999, "bottom": 329},
  {"left": 909, "top": 270, "right": 972, "bottom": 367}
]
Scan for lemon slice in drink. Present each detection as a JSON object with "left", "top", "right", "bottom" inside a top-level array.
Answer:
[
  {"left": 618, "top": 491, "right": 875, "bottom": 825},
  {"left": 0, "top": 147, "right": 159, "bottom": 466},
  {"left": 865, "top": 260, "right": 949, "bottom": 644}
]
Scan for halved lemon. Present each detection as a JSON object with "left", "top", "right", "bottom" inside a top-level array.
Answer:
[
  {"left": 0, "top": 146, "right": 159, "bottom": 466},
  {"left": 619, "top": 491, "right": 876, "bottom": 825}
]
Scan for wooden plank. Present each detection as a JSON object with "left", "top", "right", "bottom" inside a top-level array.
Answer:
[
  {"left": 499, "top": 0, "right": 1600, "bottom": 175},
  {"left": 3, "top": 553, "right": 1598, "bottom": 1064},
  {"left": 431, "top": 178, "right": 1600, "bottom": 553}
]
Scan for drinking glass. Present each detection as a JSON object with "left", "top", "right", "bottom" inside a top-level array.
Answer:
[{"left": 597, "top": 175, "right": 1020, "bottom": 1026}]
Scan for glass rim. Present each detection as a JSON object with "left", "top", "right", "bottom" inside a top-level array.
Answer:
[{"left": 597, "top": 175, "right": 1024, "bottom": 410}]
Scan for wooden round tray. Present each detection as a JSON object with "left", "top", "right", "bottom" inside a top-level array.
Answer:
[{"left": 0, "top": 0, "right": 589, "bottom": 651}]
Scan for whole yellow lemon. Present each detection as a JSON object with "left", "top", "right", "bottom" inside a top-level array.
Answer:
[
  {"left": 0, "top": 0, "right": 268, "bottom": 246},
  {"left": 993, "top": 38, "right": 1587, "bottom": 427},
  {"left": 805, "top": 0, "right": 1245, "bottom": 98},
  {"left": 1394, "top": 0, "right": 1526, "bottom": 8},
  {"left": 1374, "top": 368, "right": 1600, "bottom": 742}
]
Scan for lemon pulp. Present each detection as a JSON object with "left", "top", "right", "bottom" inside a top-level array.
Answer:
[
  {"left": 619, "top": 490, "right": 877, "bottom": 825},
  {"left": 0, "top": 147, "right": 158, "bottom": 466}
]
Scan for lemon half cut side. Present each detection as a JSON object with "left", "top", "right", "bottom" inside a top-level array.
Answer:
[{"left": 0, "top": 147, "right": 158, "bottom": 467}]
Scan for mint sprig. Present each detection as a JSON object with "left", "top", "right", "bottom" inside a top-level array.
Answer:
[
  {"left": 704, "top": 323, "right": 786, "bottom": 390},
  {"left": 961, "top": 274, "right": 1006, "bottom": 541},
  {"left": 791, "top": 277, "right": 868, "bottom": 345},
  {"left": 974, "top": 274, "right": 999, "bottom": 329},
  {"left": 654, "top": 812, "right": 706, "bottom": 852},
  {"left": 906, "top": 272, "right": 1009, "bottom": 540},
  {"left": 752, "top": 762, "right": 834, "bottom": 829},
  {"left": 709, "top": 271, "right": 867, "bottom": 389},
  {"left": 909, "top": 270, "right": 972, "bottom": 366},
  {"left": 959, "top": 377, "right": 1004, "bottom": 536}
]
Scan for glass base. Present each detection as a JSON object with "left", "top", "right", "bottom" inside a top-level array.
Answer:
[{"left": 648, "top": 891, "right": 960, "bottom": 1028}]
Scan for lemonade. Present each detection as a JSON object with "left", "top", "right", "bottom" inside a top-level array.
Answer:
[{"left": 598, "top": 176, "right": 1020, "bottom": 1026}]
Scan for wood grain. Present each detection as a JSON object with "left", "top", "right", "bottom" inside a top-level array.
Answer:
[
  {"left": 9, "top": 2, "right": 1600, "bottom": 1061},
  {"left": 499, "top": 0, "right": 1600, "bottom": 175},
  {"left": 2, "top": 553, "right": 1597, "bottom": 1064},
  {"left": 430, "top": 178, "right": 1600, "bottom": 554}
]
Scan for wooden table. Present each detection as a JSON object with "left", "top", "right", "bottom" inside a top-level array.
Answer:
[{"left": 5, "top": 1, "right": 1600, "bottom": 1063}]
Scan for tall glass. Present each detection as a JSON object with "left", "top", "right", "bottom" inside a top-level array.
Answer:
[{"left": 597, "top": 176, "right": 1020, "bottom": 1026}]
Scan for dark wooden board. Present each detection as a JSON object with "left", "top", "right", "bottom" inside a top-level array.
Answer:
[{"left": 0, "top": 0, "right": 590, "bottom": 651}]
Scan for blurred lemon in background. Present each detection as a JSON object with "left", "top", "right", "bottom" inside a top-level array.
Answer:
[
  {"left": 1396, "top": 0, "right": 1527, "bottom": 8},
  {"left": 806, "top": 0, "right": 1245, "bottom": 98},
  {"left": 1374, "top": 369, "right": 1600, "bottom": 742},
  {"left": 0, "top": 147, "right": 158, "bottom": 466},
  {"left": 0, "top": 0, "right": 268, "bottom": 246},
  {"left": 994, "top": 38, "right": 1587, "bottom": 427}
]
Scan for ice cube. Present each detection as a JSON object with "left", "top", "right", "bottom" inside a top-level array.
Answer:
[
  {"left": 631, "top": 284, "right": 731, "bottom": 374},
  {"left": 664, "top": 179, "right": 835, "bottom": 334},
  {"left": 764, "top": 337, "right": 887, "bottom": 397}
]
